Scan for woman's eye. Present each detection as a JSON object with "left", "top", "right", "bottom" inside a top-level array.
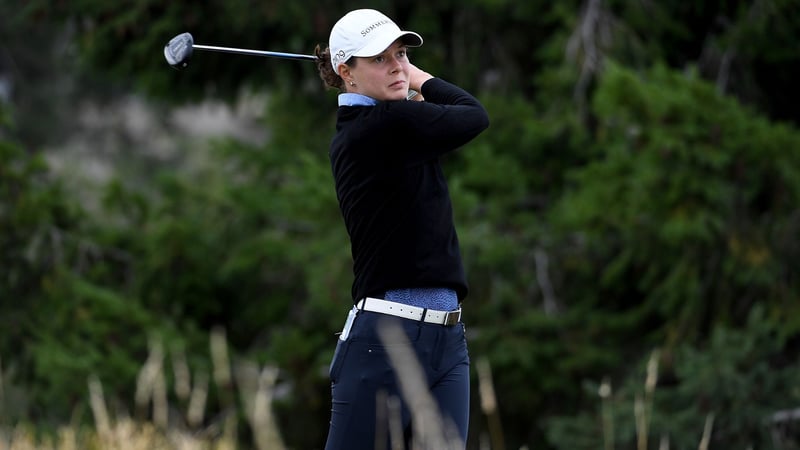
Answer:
[
  {"left": 398, "top": 50, "right": 406, "bottom": 58},
  {"left": 374, "top": 56, "right": 385, "bottom": 63}
]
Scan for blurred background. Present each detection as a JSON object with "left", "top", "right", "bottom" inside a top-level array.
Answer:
[{"left": 2, "top": 0, "right": 800, "bottom": 449}]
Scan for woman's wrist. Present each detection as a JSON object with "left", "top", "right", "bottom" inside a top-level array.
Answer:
[
  {"left": 415, "top": 75, "right": 434, "bottom": 92},
  {"left": 409, "top": 65, "right": 434, "bottom": 92}
]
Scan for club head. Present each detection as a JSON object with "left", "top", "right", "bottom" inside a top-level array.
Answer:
[{"left": 164, "top": 32, "right": 194, "bottom": 69}]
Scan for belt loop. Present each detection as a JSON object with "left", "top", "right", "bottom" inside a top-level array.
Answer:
[
  {"left": 360, "top": 297, "right": 368, "bottom": 312},
  {"left": 419, "top": 308, "right": 428, "bottom": 323}
]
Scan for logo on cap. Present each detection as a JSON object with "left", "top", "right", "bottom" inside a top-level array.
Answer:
[{"left": 361, "top": 20, "right": 390, "bottom": 37}]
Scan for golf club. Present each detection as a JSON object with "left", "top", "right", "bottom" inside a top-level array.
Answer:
[
  {"left": 164, "top": 32, "right": 317, "bottom": 69},
  {"left": 163, "top": 32, "right": 418, "bottom": 100}
]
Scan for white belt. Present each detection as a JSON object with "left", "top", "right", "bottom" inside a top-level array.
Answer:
[{"left": 357, "top": 297, "right": 462, "bottom": 326}]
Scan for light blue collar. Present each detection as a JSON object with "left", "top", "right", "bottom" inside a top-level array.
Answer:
[{"left": 338, "top": 93, "right": 378, "bottom": 107}]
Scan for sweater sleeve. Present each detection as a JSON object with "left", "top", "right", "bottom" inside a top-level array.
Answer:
[
  {"left": 420, "top": 77, "right": 483, "bottom": 108},
  {"left": 381, "top": 78, "right": 489, "bottom": 163}
]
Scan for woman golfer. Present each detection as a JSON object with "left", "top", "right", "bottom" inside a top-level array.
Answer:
[{"left": 315, "top": 9, "right": 489, "bottom": 450}]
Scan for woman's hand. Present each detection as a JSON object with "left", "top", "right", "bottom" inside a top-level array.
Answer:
[{"left": 408, "top": 63, "right": 433, "bottom": 93}]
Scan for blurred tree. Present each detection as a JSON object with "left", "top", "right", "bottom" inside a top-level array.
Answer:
[
  {"left": 0, "top": 127, "right": 187, "bottom": 424},
  {"left": 554, "top": 62, "right": 800, "bottom": 340},
  {"left": 86, "top": 89, "right": 349, "bottom": 446},
  {"left": 0, "top": 1, "right": 78, "bottom": 149},
  {"left": 19, "top": 0, "right": 800, "bottom": 126},
  {"left": 3, "top": 1, "right": 800, "bottom": 449},
  {"left": 455, "top": 60, "right": 800, "bottom": 446},
  {"left": 546, "top": 306, "right": 800, "bottom": 449}
]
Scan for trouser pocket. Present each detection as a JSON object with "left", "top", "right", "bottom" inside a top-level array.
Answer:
[{"left": 328, "top": 338, "right": 351, "bottom": 383}]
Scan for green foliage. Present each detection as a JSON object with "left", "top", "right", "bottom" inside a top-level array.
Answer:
[
  {"left": 0, "top": 2, "right": 85, "bottom": 149},
  {"left": 0, "top": 139, "right": 79, "bottom": 327},
  {"left": 546, "top": 307, "right": 800, "bottom": 449},
  {"left": 82, "top": 91, "right": 349, "bottom": 447},
  {"left": 27, "top": 272, "right": 176, "bottom": 423},
  {"left": 459, "top": 62, "right": 800, "bottom": 448},
  {"left": 17, "top": 0, "right": 587, "bottom": 102},
  {"left": 0, "top": 138, "right": 181, "bottom": 425},
  {"left": 4, "top": 1, "right": 800, "bottom": 449},
  {"left": 553, "top": 62, "right": 800, "bottom": 340}
]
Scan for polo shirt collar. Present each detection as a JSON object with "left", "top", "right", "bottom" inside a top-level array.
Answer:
[{"left": 338, "top": 93, "right": 378, "bottom": 107}]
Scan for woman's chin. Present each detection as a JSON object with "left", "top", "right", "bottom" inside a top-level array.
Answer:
[{"left": 387, "top": 91, "right": 409, "bottom": 101}]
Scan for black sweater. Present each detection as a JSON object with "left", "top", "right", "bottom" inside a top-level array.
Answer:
[{"left": 329, "top": 78, "right": 489, "bottom": 303}]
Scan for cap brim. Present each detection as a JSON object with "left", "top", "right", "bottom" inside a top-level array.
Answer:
[{"left": 352, "top": 31, "right": 423, "bottom": 58}]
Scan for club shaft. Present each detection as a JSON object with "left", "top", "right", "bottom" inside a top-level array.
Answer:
[{"left": 192, "top": 44, "right": 316, "bottom": 61}]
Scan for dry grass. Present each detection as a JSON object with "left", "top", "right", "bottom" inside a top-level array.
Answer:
[
  {"left": 597, "top": 348, "right": 720, "bottom": 450},
  {"left": 3, "top": 330, "right": 718, "bottom": 450},
  {"left": 1, "top": 419, "right": 236, "bottom": 450},
  {"left": 0, "top": 328, "right": 284, "bottom": 450},
  {"left": 1, "top": 322, "right": 503, "bottom": 450}
]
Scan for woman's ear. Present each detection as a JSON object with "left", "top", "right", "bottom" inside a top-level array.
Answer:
[{"left": 338, "top": 65, "right": 352, "bottom": 85}]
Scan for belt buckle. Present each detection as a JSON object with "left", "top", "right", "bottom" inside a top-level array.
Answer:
[{"left": 443, "top": 308, "right": 461, "bottom": 326}]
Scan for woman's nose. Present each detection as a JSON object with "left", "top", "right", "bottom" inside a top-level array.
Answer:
[{"left": 389, "top": 56, "right": 402, "bottom": 73}]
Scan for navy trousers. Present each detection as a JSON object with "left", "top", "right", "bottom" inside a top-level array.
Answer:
[{"left": 324, "top": 309, "right": 471, "bottom": 450}]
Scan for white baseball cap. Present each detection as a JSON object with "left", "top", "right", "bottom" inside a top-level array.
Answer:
[{"left": 329, "top": 9, "right": 423, "bottom": 72}]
